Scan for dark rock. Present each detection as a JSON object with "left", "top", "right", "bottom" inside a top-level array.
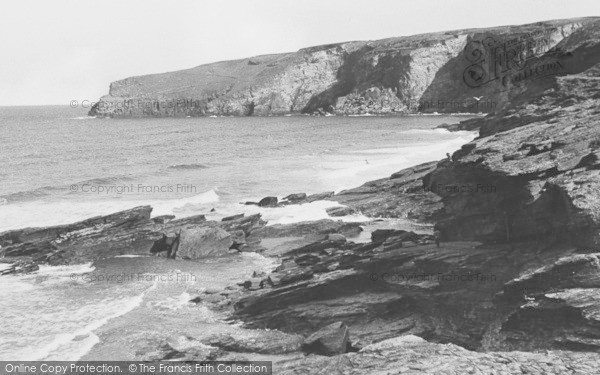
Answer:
[
  {"left": 371, "top": 229, "right": 420, "bottom": 244},
  {"left": 306, "top": 192, "right": 334, "bottom": 202},
  {"left": 258, "top": 196, "right": 278, "bottom": 207},
  {"left": 333, "top": 161, "right": 442, "bottom": 220},
  {"left": 327, "top": 233, "right": 346, "bottom": 243},
  {"left": 176, "top": 227, "right": 233, "bottom": 259},
  {"left": 0, "top": 259, "right": 39, "bottom": 275},
  {"left": 140, "top": 337, "right": 221, "bottom": 361},
  {"left": 222, "top": 213, "right": 245, "bottom": 222},
  {"left": 283, "top": 193, "right": 307, "bottom": 203},
  {"left": 152, "top": 215, "right": 175, "bottom": 224},
  {"left": 325, "top": 206, "right": 355, "bottom": 217},
  {"left": 302, "top": 322, "right": 350, "bottom": 356},
  {"left": 202, "top": 331, "right": 304, "bottom": 354}
]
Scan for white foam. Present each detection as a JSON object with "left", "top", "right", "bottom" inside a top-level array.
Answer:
[
  {"left": 30, "top": 282, "right": 154, "bottom": 361},
  {"left": 317, "top": 131, "right": 476, "bottom": 193},
  {"left": 70, "top": 116, "right": 96, "bottom": 120},
  {"left": 151, "top": 189, "right": 220, "bottom": 217},
  {"left": 0, "top": 264, "right": 12, "bottom": 272},
  {"left": 0, "top": 189, "right": 219, "bottom": 232},
  {"left": 36, "top": 262, "right": 95, "bottom": 277}
]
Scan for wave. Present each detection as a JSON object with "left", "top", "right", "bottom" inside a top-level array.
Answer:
[
  {"left": 69, "top": 116, "right": 96, "bottom": 120},
  {"left": 1, "top": 185, "right": 62, "bottom": 202},
  {"left": 168, "top": 163, "right": 209, "bottom": 170},
  {"left": 1, "top": 176, "right": 138, "bottom": 204},
  {"left": 32, "top": 287, "right": 151, "bottom": 361},
  {"left": 0, "top": 189, "right": 221, "bottom": 232}
]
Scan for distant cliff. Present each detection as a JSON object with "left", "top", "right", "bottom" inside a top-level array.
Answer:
[{"left": 90, "top": 17, "right": 600, "bottom": 117}]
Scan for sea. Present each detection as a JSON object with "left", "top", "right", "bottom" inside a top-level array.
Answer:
[{"left": 0, "top": 105, "right": 477, "bottom": 360}]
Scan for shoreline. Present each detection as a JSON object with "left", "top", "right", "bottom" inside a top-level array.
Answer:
[{"left": 0, "top": 121, "right": 477, "bottom": 361}]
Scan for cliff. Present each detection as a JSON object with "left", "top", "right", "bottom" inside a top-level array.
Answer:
[{"left": 90, "top": 17, "right": 599, "bottom": 117}]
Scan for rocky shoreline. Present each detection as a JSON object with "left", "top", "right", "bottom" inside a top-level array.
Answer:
[{"left": 4, "top": 26, "right": 600, "bottom": 373}]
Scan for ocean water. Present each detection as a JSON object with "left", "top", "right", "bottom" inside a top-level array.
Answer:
[
  {"left": 0, "top": 106, "right": 475, "bottom": 231},
  {"left": 0, "top": 105, "right": 477, "bottom": 360}
]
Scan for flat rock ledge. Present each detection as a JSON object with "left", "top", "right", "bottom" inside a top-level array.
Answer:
[{"left": 277, "top": 335, "right": 600, "bottom": 375}]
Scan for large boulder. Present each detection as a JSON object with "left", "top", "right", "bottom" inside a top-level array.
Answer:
[
  {"left": 258, "top": 196, "right": 278, "bottom": 207},
  {"left": 302, "top": 322, "right": 350, "bottom": 356},
  {"left": 177, "top": 227, "right": 233, "bottom": 259}
]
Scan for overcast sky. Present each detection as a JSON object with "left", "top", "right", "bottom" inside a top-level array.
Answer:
[{"left": 1, "top": 0, "right": 598, "bottom": 106}]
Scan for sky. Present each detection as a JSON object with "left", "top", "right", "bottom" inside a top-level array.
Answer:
[{"left": 0, "top": 0, "right": 598, "bottom": 106}]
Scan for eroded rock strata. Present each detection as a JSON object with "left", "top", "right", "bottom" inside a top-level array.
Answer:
[
  {"left": 4, "top": 17, "right": 600, "bottom": 373},
  {"left": 219, "top": 41, "right": 600, "bottom": 370},
  {"left": 90, "top": 18, "right": 599, "bottom": 117}
]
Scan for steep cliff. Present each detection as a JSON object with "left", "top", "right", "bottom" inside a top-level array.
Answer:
[{"left": 90, "top": 17, "right": 599, "bottom": 117}]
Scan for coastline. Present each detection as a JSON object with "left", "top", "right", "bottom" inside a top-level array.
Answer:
[
  {"left": 4, "top": 56, "right": 600, "bottom": 373},
  {"left": 0, "top": 119, "right": 475, "bottom": 361}
]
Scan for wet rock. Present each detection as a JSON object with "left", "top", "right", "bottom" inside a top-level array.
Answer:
[
  {"left": 306, "top": 192, "right": 334, "bottom": 202},
  {"left": 333, "top": 161, "right": 442, "bottom": 220},
  {"left": 177, "top": 227, "right": 233, "bottom": 259},
  {"left": 141, "top": 337, "right": 221, "bottom": 361},
  {"left": 202, "top": 331, "right": 304, "bottom": 354},
  {"left": 258, "top": 196, "right": 278, "bottom": 207},
  {"left": 152, "top": 215, "right": 175, "bottom": 224},
  {"left": 222, "top": 213, "right": 245, "bottom": 222},
  {"left": 327, "top": 234, "right": 346, "bottom": 243},
  {"left": 239, "top": 278, "right": 264, "bottom": 290},
  {"left": 302, "top": 322, "right": 350, "bottom": 356},
  {"left": 325, "top": 206, "right": 355, "bottom": 217},
  {"left": 0, "top": 259, "right": 39, "bottom": 275},
  {"left": 371, "top": 229, "right": 420, "bottom": 244},
  {"left": 283, "top": 193, "right": 307, "bottom": 203}
]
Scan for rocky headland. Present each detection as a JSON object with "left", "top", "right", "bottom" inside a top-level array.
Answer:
[
  {"left": 90, "top": 17, "right": 599, "bottom": 117},
  {"left": 4, "top": 16, "right": 600, "bottom": 374}
]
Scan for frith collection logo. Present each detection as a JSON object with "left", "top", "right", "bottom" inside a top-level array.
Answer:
[{"left": 462, "top": 32, "right": 570, "bottom": 88}]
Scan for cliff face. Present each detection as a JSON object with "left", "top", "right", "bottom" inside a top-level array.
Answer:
[{"left": 90, "top": 18, "right": 598, "bottom": 117}]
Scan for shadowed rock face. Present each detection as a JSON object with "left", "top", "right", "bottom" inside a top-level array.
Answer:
[
  {"left": 225, "top": 57, "right": 600, "bottom": 358},
  {"left": 90, "top": 18, "right": 599, "bottom": 117},
  {"left": 0, "top": 207, "right": 263, "bottom": 265}
]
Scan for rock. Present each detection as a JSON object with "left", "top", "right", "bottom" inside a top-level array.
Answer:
[
  {"left": 252, "top": 270, "right": 266, "bottom": 278},
  {"left": 202, "top": 331, "right": 304, "bottom": 354},
  {"left": 371, "top": 229, "right": 420, "bottom": 244},
  {"left": 222, "top": 213, "right": 245, "bottom": 221},
  {"left": 152, "top": 215, "right": 175, "bottom": 224},
  {"left": 0, "top": 206, "right": 187, "bottom": 266},
  {"left": 92, "top": 19, "right": 594, "bottom": 118},
  {"left": 177, "top": 227, "right": 233, "bottom": 259},
  {"left": 278, "top": 335, "right": 600, "bottom": 374},
  {"left": 327, "top": 234, "right": 346, "bottom": 243},
  {"left": 333, "top": 160, "right": 442, "bottom": 220},
  {"left": 306, "top": 192, "right": 334, "bottom": 202},
  {"left": 258, "top": 196, "right": 278, "bottom": 207},
  {"left": 325, "top": 206, "right": 355, "bottom": 217},
  {"left": 140, "top": 337, "right": 221, "bottom": 361},
  {"left": 302, "top": 322, "right": 350, "bottom": 356},
  {"left": 283, "top": 193, "right": 307, "bottom": 203},
  {"left": 149, "top": 232, "right": 181, "bottom": 259},
  {"left": 239, "top": 278, "right": 263, "bottom": 290},
  {"left": 0, "top": 259, "right": 39, "bottom": 275}
]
